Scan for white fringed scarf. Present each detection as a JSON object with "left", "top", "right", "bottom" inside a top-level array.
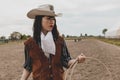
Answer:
[{"left": 41, "top": 31, "right": 56, "bottom": 57}]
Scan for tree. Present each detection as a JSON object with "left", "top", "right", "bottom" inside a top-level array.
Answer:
[
  {"left": 80, "top": 33, "right": 83, "bottom": 37},
  {"left": 102, "top": 28, "right": 108, "bottom": 37},
  {"left": 66, "top": 35, "right": 69, "bottom": 38},
  {"left": 0, "top": 36, "right": 6, "bottom": 40},
  {"left": 21, "top": 34, "right": 31, "bottom": 40},
  {"left": 10, "top": 31, "right": 22, "bottom": 40},
  {"left": 62, "top": 34, "right": 65, "bottom": 38},
  {"left": 85, "top": 33, "right": 87, "bottom": 37}
]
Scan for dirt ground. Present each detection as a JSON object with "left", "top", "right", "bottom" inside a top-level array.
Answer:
[{"left": 0, "top": 39, "right": 120, "bottom": 80}]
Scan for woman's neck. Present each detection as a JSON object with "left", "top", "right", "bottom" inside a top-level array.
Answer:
[{"left": 41, "top": 30, "right": 48, "bottom": 36}]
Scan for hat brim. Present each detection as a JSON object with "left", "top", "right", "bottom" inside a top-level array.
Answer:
[{"left": 27, "top": 9, "right": 61, "bottom": 19}]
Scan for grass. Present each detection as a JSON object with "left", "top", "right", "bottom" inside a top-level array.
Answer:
[
  {"left": 97, "top": 38, "right": 120, "bottom": 46},
  {"left": 1, "top": 37, "right": 120, "bottom": 47},
  {"left": 0, "top": 40, "right": 25, "bottom": 45}
]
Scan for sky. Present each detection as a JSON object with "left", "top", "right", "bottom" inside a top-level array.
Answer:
[{"left": 0, "top": 0, "right": 120, "bottom": 38}]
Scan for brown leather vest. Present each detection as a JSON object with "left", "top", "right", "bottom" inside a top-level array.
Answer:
[{"left": 24, "top": 37, "right": 64, "bottom": 80}]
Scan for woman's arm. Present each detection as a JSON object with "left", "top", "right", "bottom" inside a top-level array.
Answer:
[
  {"left": 20, "top": 69, "right": 31, "bottom": 80},
  {"left": 68, "top": 59, "right": 76, "bottom": 67},
  {"left": 21, "top": 46, "right": 32, "bottom": 80},
  {"left": 61, "top": 40, "right": 86, "bottom": 68},
  {"left": 61, "top": 40, "right": 72, "bottom": 68}
]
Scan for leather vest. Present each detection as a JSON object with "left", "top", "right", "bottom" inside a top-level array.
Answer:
[{"left": 24, "top": 37, "right": 64, "bottom": 80}]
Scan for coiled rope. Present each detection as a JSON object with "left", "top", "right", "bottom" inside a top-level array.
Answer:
[{"left": 63, "top": 57, "right": 113, "bottom": 80}]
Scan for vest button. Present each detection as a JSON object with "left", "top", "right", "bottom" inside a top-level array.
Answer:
[
  {"left": 50, "top": 74, "right": 53, "bottom": 77},
  {"left": 49, "top": 65, "right": 52, "bottom": 68}
]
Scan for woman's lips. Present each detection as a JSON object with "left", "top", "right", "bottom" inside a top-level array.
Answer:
[{"left": 50, "top": 25, "right": 53, "bottom": 28}]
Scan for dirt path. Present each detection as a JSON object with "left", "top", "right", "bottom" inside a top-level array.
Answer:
[
  {"left": 0, "top": 39, "right": 120, "bottom": 80},
  {"left": 66, "top": 39, "right": 120, "bottom": 80}
]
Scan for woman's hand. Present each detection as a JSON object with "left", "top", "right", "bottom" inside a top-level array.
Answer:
[
  {"left": 77, "top": 53, "right": 86, "bottom": 63},
  {"left": 68, "top": 53, "right": 86, "bottom": 67},
  {"left": 20, "top": 69, "right": 31, "bottom": 80}
]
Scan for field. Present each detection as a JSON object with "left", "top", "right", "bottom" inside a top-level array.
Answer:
[
  {"left": 98, "top": 38, "right": 120, "bottom": 46},
  {"left": 0, "top": 39, "right": 120, "bottom": 80}
]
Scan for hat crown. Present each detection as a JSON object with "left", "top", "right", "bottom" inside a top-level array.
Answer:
[
  {"left": 38, "top": 4, "right": 54, "bottom": 13},
  {"left": 27, "top": 4, "right": 62, "bottom": 19}
]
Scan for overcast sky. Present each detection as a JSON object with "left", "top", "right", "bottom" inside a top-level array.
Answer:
[{"left": 0, "top": 0, "right": 120, "bottom": 38}]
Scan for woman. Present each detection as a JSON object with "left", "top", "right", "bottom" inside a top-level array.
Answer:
[{"left": 20, "top": 4, "right": 86, "bottom": 80}]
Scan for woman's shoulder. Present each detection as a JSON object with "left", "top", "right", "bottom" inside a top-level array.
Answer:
[
  {"left": 57, "top": 36, "right": 65, "bottom": 44},
  {"left": 58, "top": 36, "right": 64, "bottom": 41},
  {"left": 24, "top": 37, "right": 35, "bottom": 46}
]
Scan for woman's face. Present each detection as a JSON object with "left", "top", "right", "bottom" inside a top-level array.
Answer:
[{"left": 41, "top": 16, "right": 55, "bottom": 33}]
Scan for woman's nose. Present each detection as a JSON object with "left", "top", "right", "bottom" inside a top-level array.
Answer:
[{"left": 49, "top": 20, "right": 54, "bottom": 24}]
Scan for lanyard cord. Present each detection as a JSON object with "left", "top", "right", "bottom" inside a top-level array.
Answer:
[{"left": 64, "top": 57, "right": 114, "bottom": 80}]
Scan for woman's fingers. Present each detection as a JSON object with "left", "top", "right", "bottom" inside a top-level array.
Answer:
[{"left": 77, "top": 53, "right": 86, "bottom": 63}]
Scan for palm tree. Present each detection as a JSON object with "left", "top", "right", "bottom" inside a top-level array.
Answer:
[{"left": 102, "top": 28, "right": 108, "bottom": 37}]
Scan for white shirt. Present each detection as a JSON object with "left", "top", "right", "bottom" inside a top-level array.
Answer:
[{"left": 41, "top": 32, "right": 56, "bottom": 57}]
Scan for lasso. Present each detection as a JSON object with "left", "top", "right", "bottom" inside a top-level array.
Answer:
[{"left": 63, "top": 57, "right": 114, "bottom": 80}]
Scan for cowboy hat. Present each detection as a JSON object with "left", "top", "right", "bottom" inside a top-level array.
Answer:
[{"left": 27, "top": 4, "right": 62, "bottom": 19}]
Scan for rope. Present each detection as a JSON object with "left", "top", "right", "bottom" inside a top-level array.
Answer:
[{"left": 63, "top": 57, "right": 113, "bottom": 80}]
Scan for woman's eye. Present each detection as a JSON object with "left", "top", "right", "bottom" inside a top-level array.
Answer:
[
  {"left": 47, "top": 17, "right": 51, "bottom": 20},
  {"left": 47, "top": 17, "right": 55, "bottom": 20}
]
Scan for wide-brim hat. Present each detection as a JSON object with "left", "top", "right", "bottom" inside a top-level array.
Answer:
[{"left": 27, "top": 4, "right": 62, "bottom": 19}]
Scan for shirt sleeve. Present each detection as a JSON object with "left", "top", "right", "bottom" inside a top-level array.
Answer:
[
  {"left": 61, "top": 40, "right": 72, "bottom": 68},
  {"left": 23, "top": 46, "right": 32, "bottom": 72}
]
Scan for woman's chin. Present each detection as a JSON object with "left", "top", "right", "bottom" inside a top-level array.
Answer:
[
  {"left": 48, "top": 28, "right": 53, "bottom": 31},
  {"left": 47, "top": 30, "right": 52, "bottom": 32}
]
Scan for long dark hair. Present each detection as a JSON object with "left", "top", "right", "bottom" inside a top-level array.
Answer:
[{"left": 33, "top": 15, "right": 59, "bottom": 44}]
